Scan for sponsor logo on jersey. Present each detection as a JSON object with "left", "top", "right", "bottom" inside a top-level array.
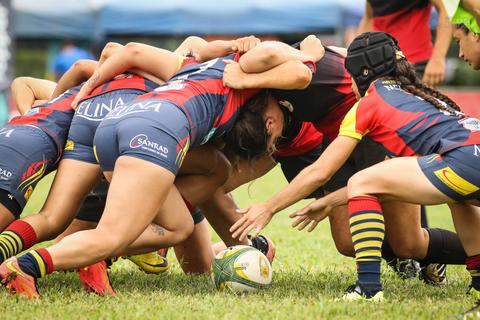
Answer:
[
  {"left": 0, "top": 128, "right": 14, "bottom": 138},
  {"left": 129, "top": 134, "right": 169, "bottom": 157},
  {"left": 474, "top": 145, "right": 480, "bottom": 157},
  {"left": 154, "top": 80, "right": 187, "bottom": 92},
  {"left": 383, "top": 84, "right": 402, "bottom": 91},
  {"left": 24, "top": 108, "right": 40, "bottom": 116},
  {"left": 106, "top": 100, "right": 163, "bottom": 119},
  {"left": 76, "top": 97, "right": 126, "bottom": 121},
  {"left": 64, "top": 139, "right": 75, "bottom": 151},
  {"left": 459, "top": 117, "right": 480, "bottom": 132},
  {"left": 434, "top": 166, "right": 479, "bottom": 196},
  {"left": 0, "top": 167, "right": 12, "bottom": 181}
]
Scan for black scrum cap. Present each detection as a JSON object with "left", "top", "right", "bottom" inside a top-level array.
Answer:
[{"left": 345, "top": 32, "right": 400, "bottom": 96}]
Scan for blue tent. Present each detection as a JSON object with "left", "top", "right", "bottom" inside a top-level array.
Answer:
[
  {"left": 13, "top": 0, "right": 104, "bottom": 39},
  {"left": 13, "top": 0, "right": 345, "bottom": 38},
  {"left": 98, "top": 0, "right": 343, "bottom": 36}
]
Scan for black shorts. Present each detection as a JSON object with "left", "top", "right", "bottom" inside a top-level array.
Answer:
[
  {"left": 275, "top": 137, "right": 386, "bottom": 198},
  {"left": 75, "top": 179, "right": 108, "bottom": 222},
  {"left": 276, "top": 143, "right": 325, "bottom": 199},
  {"left": 325, "top": 137, "right": 386, "bottom": 193}
]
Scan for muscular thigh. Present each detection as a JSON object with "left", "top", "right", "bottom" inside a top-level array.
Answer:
[{"left": 348, "top": 157, "right": 454, "bottom": 205}]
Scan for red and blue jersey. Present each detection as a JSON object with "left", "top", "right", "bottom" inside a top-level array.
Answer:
[
  {"left": 132, "top": 53, "right": 259, "bottom": 147},
  {"left": 9, "top": 86, "right": 80, "bottom": 155},
  {"left": 8, "top": 74, "right": 156, "bottom": 158},
  {"left": 82, "top": 74, "right": 157, "bottom": 101},
  {"left": 339, "top": 79, "right": 480, "bottom": 157}
]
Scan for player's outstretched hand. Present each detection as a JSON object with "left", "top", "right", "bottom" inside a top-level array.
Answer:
[
  {"left": 422, "top": 58, "right": 445, "bottom": 87},
  {"left": 232, "top": 35, "right": 261, "bottom": 53},
  {"left": 289, "top": 198, "right": 332, "bottom": 232},
  {"left": 300, "top": 35, "right": 325, "bottom": 62},
  {"left": 71, "top": 73, "right": 99, "bottom": 108},
  {"left": 223, "top": 59, "right": 249, "bottom": 89},
  {"left": 230, "top": 203, "right": 273, "bottom": 241}
]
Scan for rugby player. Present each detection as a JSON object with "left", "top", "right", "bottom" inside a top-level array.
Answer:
[
  {"left": 0, "top": 38, "right": 322, "bottom": 298},
  {"left": 230, "top": 32, "right": 480, "bottom": 301}
]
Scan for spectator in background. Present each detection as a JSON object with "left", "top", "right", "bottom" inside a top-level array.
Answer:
[
  {"left": 446, "top": 0, "right": 480, "bottom": 69},
  {"left": 53, "top": 41, "right": 94, "bottom": 80},
  {"left": 358, "top": 0, "right": 452, "bottom": 87}
]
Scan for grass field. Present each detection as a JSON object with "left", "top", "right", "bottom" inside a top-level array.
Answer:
[{"left": 1, "top": 167, "right": 476, "bottom": 319}]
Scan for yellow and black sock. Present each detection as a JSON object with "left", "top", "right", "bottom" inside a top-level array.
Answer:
[
  {"left": 17, "top": 248, "right": 54, "bottom": 278},
  {"left": 349, "top": 196, "right": 385, "bottom": 294},
  {"left": 0, "top": 220, "right": 37, "bottom": 263}
]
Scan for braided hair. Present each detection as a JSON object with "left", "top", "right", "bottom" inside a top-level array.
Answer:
[{"left": 388, "top": 56, "right": 463, "bottom": 117}]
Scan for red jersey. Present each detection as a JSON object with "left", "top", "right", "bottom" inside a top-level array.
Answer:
[
  {"left": 275, "top": 121, "right": 323, "bottom": 157},
  {"left": 339, "top": 79, "right": 480, "bottom": 157},
  {"left": 369, "top": 0, "right": 433, "bottom": 63}
]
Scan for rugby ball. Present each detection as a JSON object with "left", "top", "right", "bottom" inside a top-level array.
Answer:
[{"left": 211, "top": 245, "right": 272, "bottom": 292}]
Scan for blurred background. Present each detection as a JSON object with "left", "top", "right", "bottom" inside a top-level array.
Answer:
[{"left": 0, "top": 0, "right": 478, "bottom": 123}]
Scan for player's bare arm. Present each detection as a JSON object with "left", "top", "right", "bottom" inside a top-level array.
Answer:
[
  {"left": 197, "top": 36, "right": 261, "bottom": 62},
  {"left": 72, "top": 43, "right": 182, "bottom": 107},
  {"left": 289, "top": 187, "right": 348, "bottom": 232},
  {"left": 223, "top": 59, "right": 312, "bottom": 90},
  {"left": 423, "top": 0, "right": 453, "bottom": 86},
  {"left": 230, "top": 135, "right": 359, "bottom": 240},
  {"left": 11, "top": 77, "right": 56, "bottom": 115},
  {"left": 357, "top": 2, "right": 374, "bottom": 34},
  {"left": 51, "top": 59, "right": 98, "bottom": 99},
  {"left": 238, "top": 35, "right": 324, "bottom": 73}
]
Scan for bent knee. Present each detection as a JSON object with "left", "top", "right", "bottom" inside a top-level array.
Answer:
[
  {"left": 333, "top": 237, "right": 355, "bottom": 257},
  {"left": 390, "top": 241, "right": 424, "bottom": 259},
  {"left": 179, "top": 219, "right": 195, "bottom": 242},
  {"left": 347, "top": 171, "right": 371, "bottom": 198}
]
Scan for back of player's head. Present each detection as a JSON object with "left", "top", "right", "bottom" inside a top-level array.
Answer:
[
  {"left": 223, "top": 90, "right": 271, "bottom": 164},
  {"left": 345, "top": 32, "right": 402, "bottom": 96}
]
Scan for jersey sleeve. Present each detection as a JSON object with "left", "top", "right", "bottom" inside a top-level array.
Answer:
[{"left": 338, "top": 98, "right": 375, "bottom": 140}]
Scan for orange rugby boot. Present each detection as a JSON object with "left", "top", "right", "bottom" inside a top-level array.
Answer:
[
  {"left": 78, "top": 260, "right": 116, "bottom": 296},
  {"left": 0, "top": 257, "right": 40, "bottom": 299}
]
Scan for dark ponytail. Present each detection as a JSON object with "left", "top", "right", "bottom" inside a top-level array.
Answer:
[
  {"left": 223, "top": 90, "right": 274, "bottom": 165},
  {"left": 389, "top": 59, "right": 463, "bottom": 116}
]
